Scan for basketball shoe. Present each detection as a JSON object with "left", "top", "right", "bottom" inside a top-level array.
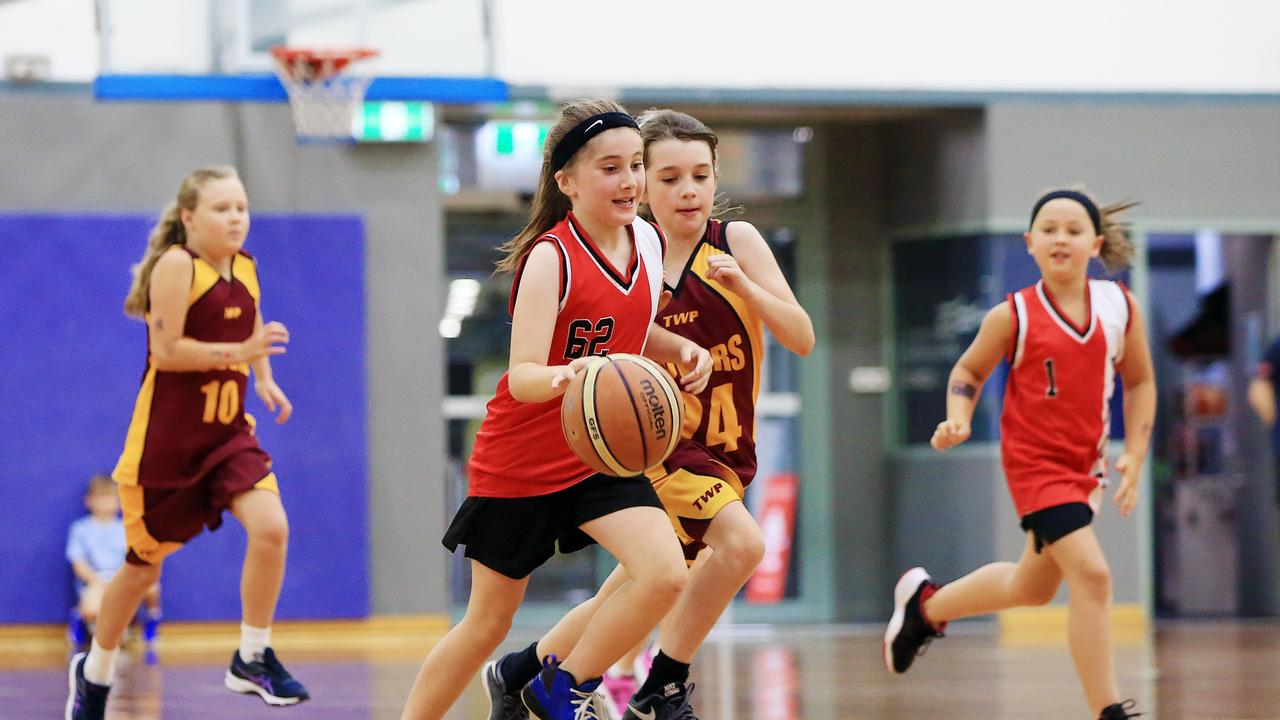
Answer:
[
  {"left": 65, "top": 652, "right": 109, "bottom": 720},
  {"left": 522, "top": 664, "right": 604, "bottom": 720},
  {"left": 225, "top": 647, "right": 310, "bottom": 705},
  {"left": 600, "top": 669, "right": 637, "bottom": 719},
  {"left": 621, "top": 681, "right": 699, "bottom": 720},
  {"left": 883, "top": 567, "right": 946, "bottom": 674},
  {"left": 1099, "top": 700, "right": 1143, "bottom": 719},
  {"left": 484, "top": 659, "right": 530, "bottom": 720}
]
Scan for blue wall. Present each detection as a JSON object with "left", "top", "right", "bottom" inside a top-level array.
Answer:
[{"left": 0, "top": 214, "right": 369, "bottom": 622}]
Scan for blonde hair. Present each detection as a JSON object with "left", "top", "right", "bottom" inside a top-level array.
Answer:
[
  {"left": 123, "top": 165, "right": 239, "bottom": 318},
  {"left": 495, "top": 100, "right": 631, "bottom": 274},
  {"left": 1034, "top": 184, "right": 1139, "bottom": 274}
]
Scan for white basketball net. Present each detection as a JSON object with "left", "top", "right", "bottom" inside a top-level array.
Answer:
[{"left": 271, "top": 52, "right": 375, "bottom": 142}]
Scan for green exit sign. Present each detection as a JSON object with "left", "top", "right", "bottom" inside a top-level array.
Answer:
[
  {"left": 353, "top": 102, "right": 435, "bottom": 143},
  {"left": 492, "top": 121, "right": 550, "bottom": 156}
]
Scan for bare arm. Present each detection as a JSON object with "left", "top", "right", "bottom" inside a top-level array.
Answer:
[
  {"left": 1249, "top": 377, "right": 1276, "bottom": 427},
  {"left": 507, "top": 242, "right": 577, "bottom": 403},
  {"left": 147, "top": 248, "right": 287, "bottom": 371},
  {"left": 717, "top": 222, "right": 815, "bottom": 356},
  {"left": 1112, "top": 299, "right": 1157, "bottom": 516},
  {"left": 931, "top": 302, "right": 1013, "bottom": 451},
  {"left": 643, "top": 324, "right": 712, "bottom": 394}
]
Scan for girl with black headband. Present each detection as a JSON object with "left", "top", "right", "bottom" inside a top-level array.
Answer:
[
  {"left": 400, "top": 99, "right": 712, "bottom": 720},
  {"left": 884, "top": 187, "right": 1154, "bottom": 720},
  {"left": 492, "top": 108, "right": 816, "bottom": 720}
]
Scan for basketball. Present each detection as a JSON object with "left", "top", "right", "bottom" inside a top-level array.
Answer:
[{"left": 561, "top": 353, "right": 683, "bottom": 477}]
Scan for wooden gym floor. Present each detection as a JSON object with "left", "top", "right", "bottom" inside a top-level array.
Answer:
[{"left": 2, "top": 620, "right": 1277, "bottom": 719}]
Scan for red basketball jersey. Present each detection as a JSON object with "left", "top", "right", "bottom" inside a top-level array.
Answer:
[
  {"left": 114, "top": 248, "right": 266, "bottom": 489},
  {"left": 468, "top": 213, "right": 666, "bottom": 498},
  {"left": 1001, "top": 279, "right": 1132, "bottom": 516},
  {"left": 653, "top": 220, "right": 765, "bottom": 486}
]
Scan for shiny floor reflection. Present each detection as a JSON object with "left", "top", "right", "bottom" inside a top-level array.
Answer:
[{"left": 3, "top": 621, "right": 1277, "bottom": 719}]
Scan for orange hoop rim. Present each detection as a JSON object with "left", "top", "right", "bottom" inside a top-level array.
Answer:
[{"left": 270, "top": 45, "right": 380, "bottom": 81}]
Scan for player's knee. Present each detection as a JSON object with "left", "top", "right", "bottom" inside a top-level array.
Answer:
[
  {"left": 1070, "top": 561, "right": 1111, "bottom": 601},
  {"left": 719, "top": 525, "right": 766, "bottom": 576},
  {"left": 647, "top": 563, "right": 689, "bottom": 603},
  {"left": 462, "top": 611, "right": 513, "bottom": 648},
  {"left": 250, "top": 517, "right": 290, "bottom": 549}
]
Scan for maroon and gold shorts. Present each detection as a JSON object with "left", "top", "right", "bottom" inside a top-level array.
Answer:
[
  {"left": 118, "top": 448, "right": 279, "bottom": 566},
  {"left": 646, "top": 441, "right": 746, "bottom": 563}
]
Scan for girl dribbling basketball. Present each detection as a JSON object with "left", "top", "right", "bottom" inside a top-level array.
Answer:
[{"left": 398, "top": 99, "right": 711, "bottom": 720}]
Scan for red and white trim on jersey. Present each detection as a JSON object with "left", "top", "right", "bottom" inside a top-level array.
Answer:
[
  {"left": 1001, "top": 279, "right": 1130, "bottom": 517},
  {"left": 470, "top": 213, "right": 666, "bottom": 498}
]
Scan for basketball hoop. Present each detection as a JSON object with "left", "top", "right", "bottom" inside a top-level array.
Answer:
[{"left": 270, "top": 46, "right": 379, "bottom": 142}]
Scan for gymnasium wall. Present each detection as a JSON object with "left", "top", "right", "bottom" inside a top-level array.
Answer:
[
  {"left": 0, "top": 94, "right": 449, "bottom": 620},
  {"left": 0, "top": 214, "right": 368, "bottom": 622}
]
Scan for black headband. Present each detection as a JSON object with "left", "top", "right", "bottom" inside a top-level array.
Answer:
[
  {"left": 550, "top": 112, "right": 640, "bottom": 171},
  {"left": 1029, "top": 190, "right": 1102, "bottom": 235}
]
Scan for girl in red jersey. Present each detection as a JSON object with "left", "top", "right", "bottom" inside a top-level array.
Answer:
[
  {"left": 486, "top": 109, "right": 814, "bottom": 720},
  {"left": 399, "top": 100, "right": 712, "bottom": 720},
  {"left": 67, "top": 166, "right": 307, "bottom": 720},
  {"left": 884, "top": 188, "right": 1155, "bottom": 720}
]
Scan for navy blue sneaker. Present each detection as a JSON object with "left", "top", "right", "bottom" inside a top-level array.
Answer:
[
  {"left": 65, "top": 652, "right": 109, "bottom": 720},
  {"left": 484, "top": 659, "right": 530, "bottom": 720},
  {"left": 621, "top": 681, "right": 699, "bottom": 720},
  {"left": 521, "top": 664, "right": 603, "bottom": 720},
  {"left": 224, "top": 647, "right": 310, "bottom": 706}
]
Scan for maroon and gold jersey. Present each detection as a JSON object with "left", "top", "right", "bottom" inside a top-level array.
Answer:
[
  {"left": 113, "top": 247, "right": 266, "bottom": 489},
  {"left": 655, "top": 220, "right": 764, "bottom": 486}
]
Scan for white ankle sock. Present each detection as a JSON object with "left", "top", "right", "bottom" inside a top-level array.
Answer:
[
  {"left": 238, "top": 623, "right": 271, "bottom": 664},
  {"left": 83, "top": 638, "right": 118, "bottom": 686}
]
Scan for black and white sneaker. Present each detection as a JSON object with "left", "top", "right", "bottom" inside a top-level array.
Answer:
[
  {"left": 65, "top": 652, "right": 109, "bottom": 720},
  {"left": 621, "top": 681, "right": 699, "bottom": 720},
  {"left": 883, "top": 567, "right": 946, "bottom": 674},
  {"left": 1098, "top": 699, "right": 1143, "bottom": 719},
  {"left": 484, "top": 659, "right": 530, "bottom": 720},
  {"left": 225, "top": 647, "right": 310, "bottom": 706}
]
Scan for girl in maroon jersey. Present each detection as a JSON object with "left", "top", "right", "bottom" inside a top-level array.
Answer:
[
  {"left": 67, "top": 166, "right": 307, "bottom": 720},
  {"left": 884, "top": 187, "right": 1155, "bottom": 720},
  {"left": 488, "top": 109, "right": 815, "bottom": 720},
  {"left": 399, "top": 100, "right": 712, "bottom": 720}
]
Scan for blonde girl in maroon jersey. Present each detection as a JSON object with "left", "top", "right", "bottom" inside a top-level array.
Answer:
[
  {"left": 884, "top": 188, "right": 1155, "bottom": 720},
  {"left": 400, "top": 100, "right": 712, "bottom": 720},
  {"left": 67, "top": 166, "right": 307, "bottom": 720}
]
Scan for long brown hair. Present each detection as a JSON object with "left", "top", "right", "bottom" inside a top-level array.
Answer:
[
  {"left": 637, "top": 108, "right": 736, "bottom": 218},
  {"left": 123, "top": 165, "right": 239, "bottom": 318},
  {"left": 494, "top": 99, "right": 631, "bottom": 274}
]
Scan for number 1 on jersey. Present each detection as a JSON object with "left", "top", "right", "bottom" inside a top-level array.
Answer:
[{"left": 1044, "top": 358, "right": 1058, "bottom": 398}]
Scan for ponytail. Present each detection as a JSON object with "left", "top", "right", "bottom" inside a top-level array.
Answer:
[{"left": 123, "top": 165, "right": 238, "bottom": 318}]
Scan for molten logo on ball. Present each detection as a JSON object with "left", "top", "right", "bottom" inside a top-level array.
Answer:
[
  {"left": 639, "top": 378, "right": 668, "bottom": 440},
  {"left": 561, "top": 353, "right": 683, "bottom": 476}
]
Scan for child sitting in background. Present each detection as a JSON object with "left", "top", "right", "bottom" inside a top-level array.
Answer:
[{"left": 67, "top": 474, "right": 161, "bottom": 649}]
